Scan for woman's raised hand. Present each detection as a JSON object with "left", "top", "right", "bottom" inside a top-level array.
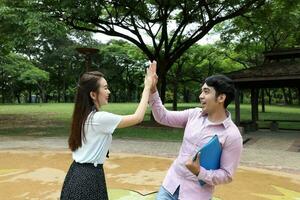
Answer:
[{"left": 144, "top": 60, "right": 157, "bottom": 89}]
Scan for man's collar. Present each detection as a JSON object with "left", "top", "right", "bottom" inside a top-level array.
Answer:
[{"left": 199, "top": 109, "right": 231, "bottom": 128}]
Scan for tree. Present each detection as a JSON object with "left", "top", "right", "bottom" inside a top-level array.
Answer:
[
  {"left": 217, "top": 0, "right": 300, "bottom": 105},
  {"left": 37, "top": 0, "right": 265, "bottom": 103},
  {"left": 20, "top": 65, "right": 49, "bottom": 103},
  {"left": 94, "top": 40, "right": 147, "bottom": 102},
  {"left": 167, "top": 44, "right": 243, "bottom": 110},
  {"left": 38, "top": 35, "right": 84, "bottom": 102},
  {"left": 0, "top": 53, "right": 49, "bottom": 103},
  {"left": 0, "top": 0, "right": 95, "bottom": 103},
  {"left": 218, "top": 0, "right": 300, "bottom": 67}
]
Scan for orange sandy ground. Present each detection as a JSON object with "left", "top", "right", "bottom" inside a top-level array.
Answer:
[{"left": 0, "top": 151, "right": 300, "bottom": 200}]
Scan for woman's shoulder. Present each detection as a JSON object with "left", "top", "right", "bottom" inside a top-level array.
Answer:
[
  {"left": 91, "top": 111, "right": 122, "bottom": 122},
  {"left": 92, "top": 111, "right": 117, "bottom": 119},
  {"left": 93, "top": 111, "right": 110, "bottom": 116}
]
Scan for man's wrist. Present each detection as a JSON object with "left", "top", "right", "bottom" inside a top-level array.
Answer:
[{"left": 150, "top": 87, "right": 157, "bottom": 94}]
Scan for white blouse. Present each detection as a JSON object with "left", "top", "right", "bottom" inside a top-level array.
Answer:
[{"left": 72, "top": 111, "right": 122, "bottom": 166}]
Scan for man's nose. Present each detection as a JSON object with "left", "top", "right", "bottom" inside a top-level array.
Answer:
[{"left": 199, "top": 92, "right": 204, "bottom": 99}]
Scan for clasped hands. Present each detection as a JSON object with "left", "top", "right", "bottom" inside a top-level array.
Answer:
[{"left": 145, "top": 60, "right": 158, "bottom": 93}]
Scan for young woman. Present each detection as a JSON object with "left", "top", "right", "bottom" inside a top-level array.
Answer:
[{"left": 60, "top": 61, "right": 157, "bottom": 200}]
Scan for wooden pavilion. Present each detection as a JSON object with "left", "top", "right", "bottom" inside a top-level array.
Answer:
[{"left": 226, "top": 48, "right": 300, "bottom": 130}]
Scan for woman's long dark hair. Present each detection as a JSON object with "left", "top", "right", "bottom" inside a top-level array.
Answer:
[{"left": 69, "top": 71, "right": 104, "bottom": 151}]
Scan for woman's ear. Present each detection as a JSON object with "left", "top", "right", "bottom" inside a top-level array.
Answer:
[{"left": 90, "top": 91, "right": 96, "bottom": 101}]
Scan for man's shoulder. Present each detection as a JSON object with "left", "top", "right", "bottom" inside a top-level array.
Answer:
[
  {"left": 189, "top": 107, "right": 202, "bottom": 114},
  {"left": 226, "top": 122, "right": 243, "bottom": 142},
  {"left": 187, "top": 107, "right": 202, "bottom": 117}
]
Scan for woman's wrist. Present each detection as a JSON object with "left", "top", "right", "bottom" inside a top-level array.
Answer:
[{"left": 144, "top": 85, "right": 151, "bottom": 90}]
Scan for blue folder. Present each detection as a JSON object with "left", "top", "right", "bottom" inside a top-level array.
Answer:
[{"left": 193, "top": 135, "right": 222, "bottom": 186}]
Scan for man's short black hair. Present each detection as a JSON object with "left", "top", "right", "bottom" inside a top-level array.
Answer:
[{"left": 204, "top": 75, "right": 235, "bottom": 108}]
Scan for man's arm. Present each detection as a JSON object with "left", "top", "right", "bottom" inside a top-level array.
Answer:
[
  {"left": 149, "top": 91, "right": 189, "bottom": 128},
  {"left": 185, "top": 133, "right": 243, "bottom": 186},
  {"left": 149, "top": 63, "right": 189, "bottom": 128},
  {"left": 197, "top": 135, "right": 243, "bottom": 186}
]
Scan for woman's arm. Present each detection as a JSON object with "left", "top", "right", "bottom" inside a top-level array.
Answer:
[{"left": 117, "top": 61, "right": 156, "bottom": 128}]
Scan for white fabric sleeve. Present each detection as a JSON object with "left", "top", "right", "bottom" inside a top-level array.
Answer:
[{"left": 92, "top": 111, "right": 122, "bottom": 134}]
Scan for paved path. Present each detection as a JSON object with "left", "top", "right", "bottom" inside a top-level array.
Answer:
[{"left": 0, "top": 129, "right": 299, "bottom": 173}]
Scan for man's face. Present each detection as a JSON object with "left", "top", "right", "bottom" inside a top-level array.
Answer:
[{"left": 199, "top": 83, "right": 223, "bottom": 114}]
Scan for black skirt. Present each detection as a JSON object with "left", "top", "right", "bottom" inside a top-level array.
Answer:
[{"left": 60, "top": 161, "right": 108, "bottom": 200}]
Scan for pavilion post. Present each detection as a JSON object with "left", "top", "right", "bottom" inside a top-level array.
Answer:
[
  {"left": 251, "top": 88, "right": 259, "bottom": 122},
  {"left": 235, "top": 87, "right": 241, "bottom": 125},
  {"left": 261, "top": 89, "right": 265, "bottom": 112}
]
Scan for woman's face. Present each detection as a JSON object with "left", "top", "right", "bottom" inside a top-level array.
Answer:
[{"left": 92, "top": 78, "right": 110, "bottom": 108}]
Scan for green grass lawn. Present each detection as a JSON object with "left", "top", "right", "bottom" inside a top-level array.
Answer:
[{"left": 0, "top": 102, "right": 299, "bottom": 140}]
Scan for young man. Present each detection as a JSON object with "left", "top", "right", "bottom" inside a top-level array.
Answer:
[{"left": 149, "top": 75, "right": 243, "bottom": 200}]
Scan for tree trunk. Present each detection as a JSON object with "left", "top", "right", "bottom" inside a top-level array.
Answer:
[
  {"left": 172, "top": 61, "right": 184, "bottom": 110},
  {"left": 298, "top": 87, "right": 300, "bottom": 105},
  {"left": 63, "top": 81, "right": 67, "bottom": 103},
  {"left": 16, "top": 93, "right": 21, "bottom": 104},
  {"left": 1, "top": 85, "right": 4, "bottom": 103},
  {"left": 240, "top": 91, "right": 244, "bottom": 104},
  {"left": 288, "top": 88, "right": 293, "bottom": 105},
  {"left": 9, "top": 86, "right": 15, "bottom": 103},
  {"left": 266, "top": 89, "right": 272, "bottom": 105},
  {"left": 64, "top": 84, "right": 68, "bottom": 103},
  {"left": 282, "top": 88, "right": 288, "bottom": 104},
  {"left": 57, "top": 85, "right": 61, "bottom": 103},
  {"left": 37, "top": 85, "right": 46, "bottom": 103},
  {"left": 45, "top": 94, "right": 49, "bottom": 103},
  {"left": 183, "top": 86, "right": 189, "bottom": 103},
  {"left": 28, "top": 89, "right": 32, "bottom": 103},
  {"left": 159, "top": 71, "right": 167, "bottom": 104},
  {"left": 157, "top": 59, "right": 170, "bottom": 104},
  {"left": 1, "top": 69, "right": 4, "bottom": 103},
  {"left": 41, "top": 92, "right": 46, "bottom": 103},
  {"left": 172, "top": 81, "right": 178, "bottom": 111},
  {"left": 235, "top": 88, "right": 241, "bottom": 125},
  {"left": 127, "top": 86, "right": 133, "bottom": 102},
  {"left": 261, "top": 89, "right": 265, "bottom": 113},
  {"left": 251, "top": 88, "right": 259, "bottom": 122}
]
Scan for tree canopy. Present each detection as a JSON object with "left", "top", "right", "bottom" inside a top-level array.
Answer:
[
  {"left": 1, "top": 0, "right": 299, "bottom": 106},
  {"left": 36, "top": 0, "right": 265, "bottom": 102}
]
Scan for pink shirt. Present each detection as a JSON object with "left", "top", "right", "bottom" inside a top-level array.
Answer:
[{"left": 149, "top": 91, "right": 243, "bottom": 200}]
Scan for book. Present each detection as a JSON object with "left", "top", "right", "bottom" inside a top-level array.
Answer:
[{"left": 193, "top": 135, "right": 222, "bottom": 186}]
